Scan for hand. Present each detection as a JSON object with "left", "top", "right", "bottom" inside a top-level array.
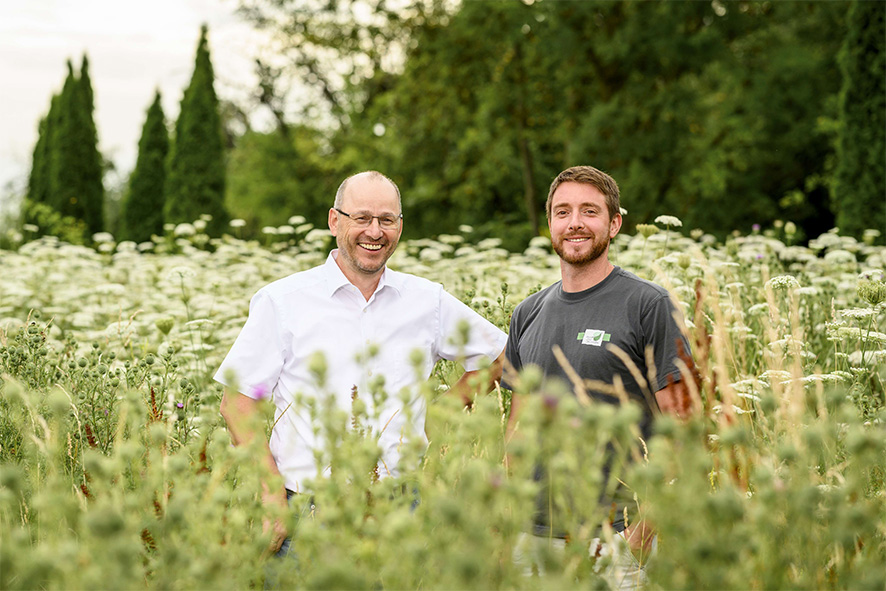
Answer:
[
  {"left": 261, "top": 487, "right": 289, "bottom": 554},
  {"left": 623, "top": 519, "right": 655, "bottom": 563},
  {"left": 263, "top": 515, "right": 288, "bottom": 554}
]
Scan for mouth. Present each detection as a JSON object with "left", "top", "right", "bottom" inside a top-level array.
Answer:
[
  {"left": 564, "top": 236, "right": 591, "bottom": 243},
  {"left": 358, "top": 243, "right": 384, "bottom": 251}
]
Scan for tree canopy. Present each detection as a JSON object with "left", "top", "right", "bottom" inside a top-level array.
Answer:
[{"left": 231, "top": 0, "right": 868, "bottom": 245}]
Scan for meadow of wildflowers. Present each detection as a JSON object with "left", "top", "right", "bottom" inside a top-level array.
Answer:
[{"left": 0, "top": 218, "right": 884, "bottom": 589}]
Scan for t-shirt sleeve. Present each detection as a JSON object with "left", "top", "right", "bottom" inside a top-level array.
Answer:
[
  {"left": 213, "top": 289, "right": 286, "bottom": 399},
  {"left": 642, "top": 294, "right": 692, "bottom": 392},
  {"left": 435, "top": 289, "right": 507, "bottom": 371},
  {"left": 501, "top": 307, "right": 524, "bottom": 391}
]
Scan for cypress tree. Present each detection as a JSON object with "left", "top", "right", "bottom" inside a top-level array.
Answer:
[
  {"left": 122, "top": 91, "right": 169, "bottom": 242},
  {"left": 47, "top": 57, "right": 105, "bottom": 235},
  {"left": 833, "top": 0, "right": 886, "bottom": 238},
  {"left": 76, "top": 54, "right": 105, "bottom": 234},
  {"left": 165, "top": 25, "right": 229, "bottom": 235},
  {"left": 49, "top": 61, "right": 82, "bottom": 220},
  {"left": 26, "top": 93, "right": 59, "bottom": 208}
]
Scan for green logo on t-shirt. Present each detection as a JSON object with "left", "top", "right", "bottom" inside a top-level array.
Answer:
[{"left": 577, "top": 329, "right": 611, "bottom": 346}]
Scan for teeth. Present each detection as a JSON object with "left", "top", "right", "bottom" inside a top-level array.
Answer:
[
  {"left": 359, "top": 243, "right": 383, "bottom": 251},
  {"left": 566, "top": 238, "right": 589, "bottom": 242}
]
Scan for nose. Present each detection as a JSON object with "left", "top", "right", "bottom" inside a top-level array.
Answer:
[
  {"left": 364, "top": 218, "right": 384, "bottom": 239},
  {"left": 567, "top": 211, "right": 585, "bottom": 231}
]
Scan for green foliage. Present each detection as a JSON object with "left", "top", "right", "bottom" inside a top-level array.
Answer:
[
  {"left": 238, "top": 0, "right": 865, "bottom": 244},
  {"left": 19, "top": 201, "right": 88, "bottom": 245},
  {"left": 165, "top": 26, "right": 229, "bottom": 236},
  {"left": 225, "top": 128, "right": 337, "bottom": 231},
  {"left": 833, "top": 0, "right": 886, "bottom": 240},
  {"left": 122, "top": 91, "right": 169, "bottom": 243}
]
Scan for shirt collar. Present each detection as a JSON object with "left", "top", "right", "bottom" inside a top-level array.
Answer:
[{"left": 323, "top": 249, "right": 403, "bottom": 299}]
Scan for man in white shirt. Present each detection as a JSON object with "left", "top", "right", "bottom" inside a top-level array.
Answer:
[{"left": 215, "top": 170, "right": 507, "bottom": 552}]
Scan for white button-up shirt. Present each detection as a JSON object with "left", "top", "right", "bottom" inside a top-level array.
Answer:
[{"left": 215, "top": 250, "right": 507, "bottom": 492}]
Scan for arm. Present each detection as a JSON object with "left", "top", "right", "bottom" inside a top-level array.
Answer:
[
  {"left": 446, "top": 350, "right": 505, "bottom": 407},
  {"left": 653, "top": 378, "right": 693, "bottom": 420},
  {"left": 624, "top": 379, "right": 694, "bottom": 559},
  {"left": 220, "top": 388, "right": 288, "bottom": 552}
]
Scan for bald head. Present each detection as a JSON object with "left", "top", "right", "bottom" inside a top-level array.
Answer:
[{"left": 334, "top": 171, "right": 402, "bottom": 213}]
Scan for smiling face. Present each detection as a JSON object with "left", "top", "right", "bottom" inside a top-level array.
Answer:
[
  {"left": 328, "top": 173, "right": 403, "bottom": 279},
  {"left": 549, "top": 181, "right": 622, "bottom": 267}
]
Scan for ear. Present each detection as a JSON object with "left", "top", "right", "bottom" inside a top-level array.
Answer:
[
  {"left": 609, "top": 213, "right": 622, "bottom": 239},
  {"left": 328, "top": 208, "right": 338, "bottom": 236}
]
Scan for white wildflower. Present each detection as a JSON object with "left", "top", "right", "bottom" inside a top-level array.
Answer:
[
  {"left": 288, "top": 215, "right": 306, "bottom": 225},
  {"left": 92, "top": 232, "right": 115, "bottom": 243},
  {"left": 458, "top": 225, "right": 474, "bottom": 233},
  {"left": 229, "top": 219, "right": 247, "bottom": 228},
  {"left": 654, "top": 215, "right": 683, "bottom": 228},
  {"left": 839, "top": 307, "right": 877, "bottom": 320},
  {"left": 261, "top": 226, "right": 278, "bottom": 235},
  {"left": 305, "top": 229, "right": 332, "bottom": 242},
  {"left": 823, "top": 249, "right": 856, "bottom": 264},
  {"left": 766, "top": 275, "right": 800, "bottom": 291},
  {"left": 174, "top": 223, "right": 196, "bottom": 237},
  {"left": 477, "top": 238, "right": 503, "bottom": 250},
  {"left": 759, "top": 370, "right": 792, "bottom": 382}
]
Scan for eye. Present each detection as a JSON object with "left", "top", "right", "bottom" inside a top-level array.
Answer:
[
  {"left": 352, "top": 215, "right": 372, "bottom": 225},
  {"left": 581, "top": 208, "right": 597, "bottom": 217},
  {"left": 378, "top": 216, "right": 398, "bottom": 227},
  {"left": 555, "top": 209, "right": 568, "bottom": 217}
]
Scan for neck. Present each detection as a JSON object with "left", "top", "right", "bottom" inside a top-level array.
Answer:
[
  {"left": 560, "top": 256, "right": 614, "bottom": 293},
  {"left": 334, "top": 256, "right": 383, "bottom": 301}
]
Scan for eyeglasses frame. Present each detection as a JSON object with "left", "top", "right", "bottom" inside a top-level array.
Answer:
[{"left": 334, "top": 208, "right": 403, "bottom": 229}]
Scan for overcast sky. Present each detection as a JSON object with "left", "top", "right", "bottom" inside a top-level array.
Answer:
[{"left": 0, "top": 0, "right": 268, "bottom": 206}]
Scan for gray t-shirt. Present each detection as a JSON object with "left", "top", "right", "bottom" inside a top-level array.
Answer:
[{"left": 504, "top": 266, "right": 691, "bottom": 535}]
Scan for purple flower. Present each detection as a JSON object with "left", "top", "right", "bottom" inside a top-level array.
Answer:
[
  {"left": 251, "top": 384, "right": 270, "bottom": 400},
  {"left": 752, "top": 224, "right": 761, "bottom": 232},
  {"left": 176, "top": 402, "right": 184, "bottom": 409}
]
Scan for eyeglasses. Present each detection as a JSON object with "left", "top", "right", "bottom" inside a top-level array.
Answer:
[{"left": 335, "top": 208, "right": 402, "bottom": 229}]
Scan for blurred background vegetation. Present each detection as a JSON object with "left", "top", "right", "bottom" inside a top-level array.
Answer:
[{"left": 11, "top": 0, "right": 886, "bottom": 251}]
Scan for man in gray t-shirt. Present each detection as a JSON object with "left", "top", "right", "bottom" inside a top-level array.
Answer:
[{"left": 504, "top": 166, "right": 693, "bottom": 563}]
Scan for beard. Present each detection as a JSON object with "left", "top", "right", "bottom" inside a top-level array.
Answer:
[
  {"left": 552, "top": 232, "right": 610, "bottom": 266},
  {"left": 337, "top": 235, "right": 397, "bottom": 275}
]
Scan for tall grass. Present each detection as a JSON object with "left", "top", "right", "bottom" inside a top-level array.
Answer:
[{"left": 1, "top": 221, "right": 884, "bottom": 589}]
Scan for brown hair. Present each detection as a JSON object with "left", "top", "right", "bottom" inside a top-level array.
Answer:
[{"left": 546, "top": 166, "right": 620, "bottom": 221}]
